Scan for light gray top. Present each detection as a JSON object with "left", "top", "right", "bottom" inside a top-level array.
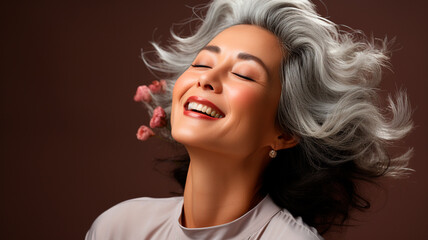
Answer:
[{"left": 85, "top": 195, "right": 323, "bottom": 240}]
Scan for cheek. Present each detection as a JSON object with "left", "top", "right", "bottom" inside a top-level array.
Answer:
[
  {"left": 172, "top": 71, "right": 199, "bottom": 106},
  {"left": 222, "top": 84, "right": 278, "bottom": 151},
  {"left": 227, "top": 84, "right": 274, "bottom": 119},
  {"left": 172, "top": 71, "right": 194, "bottom": 99},
  {"left": 225, "top": 83, "right": 281, "bottom": 147},
  {"left": 171, "top": 71, "right": 193, "bottom": 124}
]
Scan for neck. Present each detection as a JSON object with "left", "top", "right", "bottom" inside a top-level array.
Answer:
[{"left": 181, "top": 146, "right": 269, "bottom": 228}]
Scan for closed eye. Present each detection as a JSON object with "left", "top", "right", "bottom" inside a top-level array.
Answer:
[
  {"left": 232, "top": 72, "right": 254, "bottom": 81},
  {"left": 191, "top": 64, "right": 212, "bottom": 68}
]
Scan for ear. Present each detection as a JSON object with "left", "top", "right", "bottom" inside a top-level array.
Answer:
[{"left": 271, "top": 133, "right": 299, "bottom": 151}]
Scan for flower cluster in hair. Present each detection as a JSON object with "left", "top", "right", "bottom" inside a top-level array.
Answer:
[{"left": 134, "top": 80, "right": 169, "bottom": 141}]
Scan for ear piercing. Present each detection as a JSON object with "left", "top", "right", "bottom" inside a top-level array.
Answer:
[{"left": 269, "top": 149, "right": 277, "bottom": 158}]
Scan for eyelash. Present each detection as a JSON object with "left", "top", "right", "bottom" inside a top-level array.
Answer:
[
  {"left": 232, "top": 73, "right": 254, "bottom": 81},
  {"left": 191, "top": 64, "right": 211, "bottom": 68},
  {"left": 191, "top": 64, "right": 254, "bottom": 81}
]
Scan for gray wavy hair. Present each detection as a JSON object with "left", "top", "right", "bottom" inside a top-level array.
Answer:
[{"left": 141, "top": 0, "right": 413, "bottom": 177}]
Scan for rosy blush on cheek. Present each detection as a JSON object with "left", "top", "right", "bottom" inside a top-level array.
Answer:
[
  {"left": 226, "top": 83, "right": 279, "bottom": 140},
  {"left": 172, "top": 73, "right": 195, "bottom": 105},
  {"left": 227, "top": 85, "right": 267, "bottom": 112}
]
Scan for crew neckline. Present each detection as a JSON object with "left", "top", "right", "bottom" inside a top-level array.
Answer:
[{"left": 173, "top": 195, "right": 282, "bottom": 240}]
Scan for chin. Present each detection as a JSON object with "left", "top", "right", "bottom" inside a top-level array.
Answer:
[
  {"left": 172, "top": 127, "right": 204, "bottom": 146},
  {"left": 171, "top": 126, "right": 221, "bottom": 152}
]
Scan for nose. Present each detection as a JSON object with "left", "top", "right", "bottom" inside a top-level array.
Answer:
[{"left": 197, "top": 69, "right": 223, "bottom": 93}]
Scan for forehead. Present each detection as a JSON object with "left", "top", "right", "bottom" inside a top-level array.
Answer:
[{"left": 207, "top": 24, "right": 284, "bottom": 73}]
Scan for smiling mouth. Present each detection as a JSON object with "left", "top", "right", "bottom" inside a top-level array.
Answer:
[
  {"left": 183, "top": 96, "right": 225, "bottom": 120},
  {"left": 186, "top": 102, "right": 224, "bottom": 118}
]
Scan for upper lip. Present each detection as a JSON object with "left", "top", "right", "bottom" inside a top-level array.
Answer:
[{"left": 184, "top": 96, "right": 225, "bottom": 116}]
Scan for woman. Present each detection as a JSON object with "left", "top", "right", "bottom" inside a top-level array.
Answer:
[{"left": 86, "top": 0, "right": 413, "bottom": 239}]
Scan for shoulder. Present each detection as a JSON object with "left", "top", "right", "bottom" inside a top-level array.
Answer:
[
  {"left": 85, "top": 197, "right": 182, "bottom": 240},
  {"left": 257, "top": 209, "right": 323, "bottom": 240},
  {"left": 92, "top": 197, "right": 182, "bottom": 222}
]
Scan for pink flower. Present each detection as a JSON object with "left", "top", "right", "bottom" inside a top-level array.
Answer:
[
  {"left": 160, "top": 80, "right": 167, "bottom": 92},
  {"left": 136, "top": 125, "right": 155, "bottom": 141},
  {"left": 150, "top": 106, "right": 167, "bottom": 128},
  {"left": 149, "top": 80, "right": 167, "bottom": 94},
  {"left": 134, "top": 85, "right": 151, "bottom": 102}
]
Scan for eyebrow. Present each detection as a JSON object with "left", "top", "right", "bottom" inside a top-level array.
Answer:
[
  {"left": 201, "top": 45, "right": 221, "bottom": 53},
  {"left": 201, "top": 45, "right": 269, "bottom": 73},
  {"left": 236, "top": 53, "right": 268, "bottom": 73}
]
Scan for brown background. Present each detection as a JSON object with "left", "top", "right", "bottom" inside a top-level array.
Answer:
[{"left": 1, "top": 0, "right": 427, "bottom": 239}]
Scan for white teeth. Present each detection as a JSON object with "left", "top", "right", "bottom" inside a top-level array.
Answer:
[
  {"left": 196, "top": 104, "right": 203, "bottom": 111},
  {"left": 187, "top": 102, "right": 223, "bottom": 118},
  {"left": 188, "top": 102, "right": 196, "bottom": 110}
]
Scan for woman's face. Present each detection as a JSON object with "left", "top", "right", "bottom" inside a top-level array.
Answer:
[{"left": 171, "top": 24, "right": 284, "bottom": 159}]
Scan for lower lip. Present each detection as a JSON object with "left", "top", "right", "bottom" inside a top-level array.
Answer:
[{"left": 183, "top": 109, "right": 221, "bottom": 120}]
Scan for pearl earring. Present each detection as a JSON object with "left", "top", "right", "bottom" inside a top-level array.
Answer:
[{"left": 269, "top": 149, "right": 277, "bottom": 158}]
